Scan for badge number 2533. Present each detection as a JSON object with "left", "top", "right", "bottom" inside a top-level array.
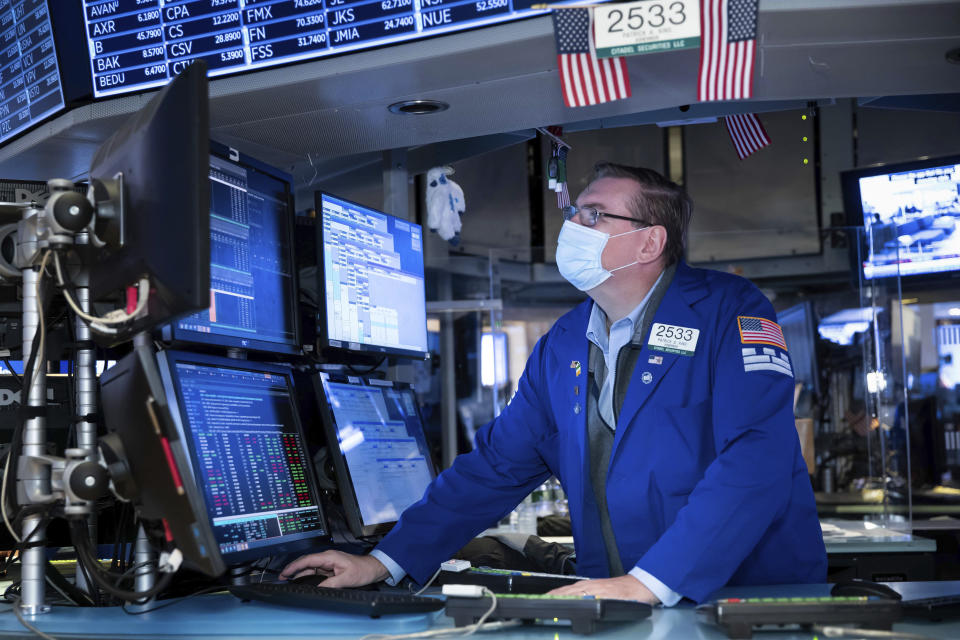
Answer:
[{"left": 593, "top": 0, "right": 701, "bottom": 59}]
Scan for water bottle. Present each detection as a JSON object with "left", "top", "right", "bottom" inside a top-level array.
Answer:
[
  {"left": 551, "top": 478, "right": 569, "bottom": 517},
  {"left": 516, "top": 495, "right": 538, "bottom": 535},
  {"left": 532, "top": 482, "right": 555, "bottom": 517}
]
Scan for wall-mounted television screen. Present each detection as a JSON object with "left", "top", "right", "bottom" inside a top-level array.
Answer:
[{"left": 843, "top": 154, "right": 960, "bottom": 281}]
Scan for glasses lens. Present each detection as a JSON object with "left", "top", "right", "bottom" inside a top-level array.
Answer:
[
  {"left": 561, "top": 206, "right": 577, "bottom": 221},
  {"left": 582, "top": 208, "right": 598, "bottom": 226}
]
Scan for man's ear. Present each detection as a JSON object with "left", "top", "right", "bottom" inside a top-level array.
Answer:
[{"left": 636, "top": 226, "right": 667, "bottom": 264}]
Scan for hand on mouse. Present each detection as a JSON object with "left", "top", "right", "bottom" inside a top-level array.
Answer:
[{"left": 279, "top": 550, "right": 390, "bottom": 588}]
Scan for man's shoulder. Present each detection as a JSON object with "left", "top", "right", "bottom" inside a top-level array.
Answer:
[{"left": 680, "top": 263, "right": 768, "bottom": 306}]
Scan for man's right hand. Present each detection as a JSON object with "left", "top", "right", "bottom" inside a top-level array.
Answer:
[{"left": 279, "top": 550, "right": 391, "bottom": 588}]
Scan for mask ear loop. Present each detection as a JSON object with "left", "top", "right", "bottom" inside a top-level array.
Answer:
[{"left": 605, "top": 226, "right": 651, "bottom": 273}]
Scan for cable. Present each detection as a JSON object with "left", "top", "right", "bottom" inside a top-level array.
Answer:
[
  {"left": 413, "top": 567, "right": 442, "bottom": 596},
  {"left": 69, "top": 520, "right": 173, "bottom": 603},
  {"left": 360, "top": 589, "right": 515, "bottom": 640},
  {"left": 345, "top": 356, "right": 387, "bottom": 375},
  {"left": 9, "top": 596, "right": 59, "bottom": 640},
  {"left": 120, "top": 586, "right": 226, "bottom": 616},
  {"left": 814, "top": 625, "right": 937, "bottom": 640},
  {"left": 3, "top": 252, "right": 52, "bottom": 542},
  {"left": 52, "top": 251, "right": 148, "bottom": 333}
]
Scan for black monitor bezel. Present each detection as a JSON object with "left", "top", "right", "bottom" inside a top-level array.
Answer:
[
  {"left": 162, "top": 140, "right": 302, "bottom": 356},
  {"left": 157, "top": 349, "right": 330, "bottom": 566},
  {"left": 312, "top": 371, "right": 437, "bottom": 539},
  {"left": 314, "top": 191, "right": 429, "bottom": 360},
  {"left": 842, "top": 153, "right": 960, "bottom": 287}
]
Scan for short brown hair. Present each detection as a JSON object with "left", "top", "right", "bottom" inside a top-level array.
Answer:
[{"left": 589, "top": 163, "right": 692, "bottom": 265}]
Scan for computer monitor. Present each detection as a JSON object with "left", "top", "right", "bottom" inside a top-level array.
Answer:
[
  {"left": 162, "top": 142, "right": 299, "bottom": 355},
  {"left": 313, "top": 372, "right": 436, "bottom": 538},
  {"left": 87, "top": 60, "right": 210, "bottom": 342},
  {"left": 842, "top": 154, "right": 960, "bottom": 282},
  {"left": 315, "top": 192, "right": 428, "bottom": 360},
  {"left": 99, "top": 348, "right": 329, "bottom": 575},
  {"left": 777, "top": 301, "right": 820, "bottom": 396}
]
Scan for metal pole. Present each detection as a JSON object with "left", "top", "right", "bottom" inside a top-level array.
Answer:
[
  {"left": 440, "top": 273, "right": 457, "bottom": 470},
  {"left": 132, "top": 524, "right": 157, "bottom": 596},
  {"left": 71, "top": 255, "right": 98, "bottom": 594},
  {"left": 18, "top": 258, "right": 49, "bottom": 614},
  {"left": 130, "top": 332, "right": 158, "bottom": 610}
]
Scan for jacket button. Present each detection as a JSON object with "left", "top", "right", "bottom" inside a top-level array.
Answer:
[{"left": 574, "top": 402, "right": 581, "bottom": 414}]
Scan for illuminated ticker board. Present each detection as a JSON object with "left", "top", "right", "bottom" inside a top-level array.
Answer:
[
  {"left": 0, "top": 0, "right": 64, "bottom": 145},
  {"left": 82, "top": 0, "right": 556, "bottom": 98}
]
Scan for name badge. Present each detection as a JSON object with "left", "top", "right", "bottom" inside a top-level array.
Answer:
[{"left": 648, "top": 323, "right": 699, "bottom": 356}]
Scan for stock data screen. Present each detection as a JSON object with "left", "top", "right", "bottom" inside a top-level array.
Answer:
[
  {"left": 0, "top": 0, "right": 64, "bottom": 145},
  {"left": 320, "top": 375, "right": 434, "bottom": 527},
  {"left": 174, "top": 153, "right": 297, "bottom": 353},
  {"left": 320, "top": 193, "right": 428, "bottom": 358},
  {"left": 81, "top": 0, "right": 549, "bottom": 97},
  {"left": 173, "top": 361, "right": 325, "bottom": 556}
]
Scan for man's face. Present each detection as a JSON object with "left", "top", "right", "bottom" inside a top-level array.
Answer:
[{"left": 572, "top": 176, "right": 645, "bottom": 273}]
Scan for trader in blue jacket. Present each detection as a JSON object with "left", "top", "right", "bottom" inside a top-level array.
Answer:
[{"left": 282, "top": 163, "right": 827, "bottom": 604}]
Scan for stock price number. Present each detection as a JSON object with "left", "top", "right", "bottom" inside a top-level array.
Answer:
[
  {"left": 476, "top": 0, "right": 507, "bottom": 11},
  {"left": 384, "top": 15, "right": 414, "bottom": 30}
]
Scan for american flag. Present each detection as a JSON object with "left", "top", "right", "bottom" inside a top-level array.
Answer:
[
  {"left": 698, "top": 0, "right": 759, "bottom": 102},
  {"left": 738, "top": 316, "right": 787, "bottom": 350},
  {"left": 551, "top": 8, "right": 631, "bottom": 108},
  {"left": 724, "top": 113, "right": 770, "bottom": 159},
  {"left": 557, "top": 181, "right": 570, "bottom": 208}
]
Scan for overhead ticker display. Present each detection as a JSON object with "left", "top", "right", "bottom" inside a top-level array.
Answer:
[
  {"left": 82, "top": 0, "right": 553, "bottom": 98},
  {"left": 0, "top": 0, "right": 65, "bottom": 145}
]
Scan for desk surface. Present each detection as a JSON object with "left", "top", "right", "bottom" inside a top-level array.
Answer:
[{"left": 1, "top": 582, "right": 959, "bottom": 639}]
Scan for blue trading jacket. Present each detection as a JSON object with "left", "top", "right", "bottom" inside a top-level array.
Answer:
[{"left": 376, "top": 261, "right": 827, "bottom": 602}]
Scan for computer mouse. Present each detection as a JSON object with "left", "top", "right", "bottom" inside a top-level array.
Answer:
[
  {"left": 290, "top": 574, "right": 379, "bottom": 590},
  {"left": 830, "top": 579, "right": 902, "bottom": 600},
  {"left": 291, "top": 573, "right": 328, "bottom": 587}
]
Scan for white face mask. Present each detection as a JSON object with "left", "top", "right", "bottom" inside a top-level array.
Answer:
[{"left": 556, "top": 220, "right": 647, "bottom": 291}]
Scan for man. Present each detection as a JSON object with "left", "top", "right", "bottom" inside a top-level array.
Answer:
[{"left": 281, "top": 163, "right": 827, "bottom": 604}]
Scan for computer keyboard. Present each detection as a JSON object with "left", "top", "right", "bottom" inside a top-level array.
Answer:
[
  {"left": 228, "top": 583, "right": 445, "bottom": 617},
  {"left": 901, "top": 594, "right": 960, "bottom": 621},
  {"left": 696, "top": 596, "right": 901, "bottom": 639},
  {"left": 444, "top": 592, "right": 651, "bottom": 634}
]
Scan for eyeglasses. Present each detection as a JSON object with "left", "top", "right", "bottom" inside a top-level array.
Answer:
[{"left": 561, "top": 205, "right": 650, "bottom": 228}]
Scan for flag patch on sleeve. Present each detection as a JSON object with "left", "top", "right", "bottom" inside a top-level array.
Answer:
[
  {"left": 742, "top": 346, "right": 793, "bottom": 377},
  {"left": 738, "top": 316, "right": 788, "bottom": 350}
]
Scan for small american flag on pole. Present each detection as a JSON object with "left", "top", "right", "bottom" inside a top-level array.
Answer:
[
  {"left": 738, "top": 316, "right": 787, "bottom": 350},
  {"left": 698, "top": 0, "right": 759, "bottom": 102},
  {"left": 724, "top": 113, "right": 770, "bottom": 159},
  {"left": 551, "top": 8, "right": 631, "bottom": 108}
]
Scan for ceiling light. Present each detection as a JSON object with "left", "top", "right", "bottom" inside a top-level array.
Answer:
[{"left": 388, "top": 100, "right": 449, "bottom": 115}]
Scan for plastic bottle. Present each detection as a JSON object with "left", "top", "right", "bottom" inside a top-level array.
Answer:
[{"left": 516, "top": 494, "right": 538, "bottom": 535}]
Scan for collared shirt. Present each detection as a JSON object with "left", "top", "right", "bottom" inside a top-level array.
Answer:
[{"left": 585, "top": 270, "right": 664, "bottom": 429}]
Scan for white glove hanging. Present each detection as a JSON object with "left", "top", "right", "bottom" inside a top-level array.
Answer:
[{"left": 426, "top": 166, "right": 465, "bottom": 245}]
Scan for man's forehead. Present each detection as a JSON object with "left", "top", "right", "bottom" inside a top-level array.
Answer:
[{"left": 576, "top": 176, "right": 639, "bottom": 207}]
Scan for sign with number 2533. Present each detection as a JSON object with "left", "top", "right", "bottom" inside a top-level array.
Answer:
[{"left": 593, "top": 0, "right": 701, "bottom": 59}]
